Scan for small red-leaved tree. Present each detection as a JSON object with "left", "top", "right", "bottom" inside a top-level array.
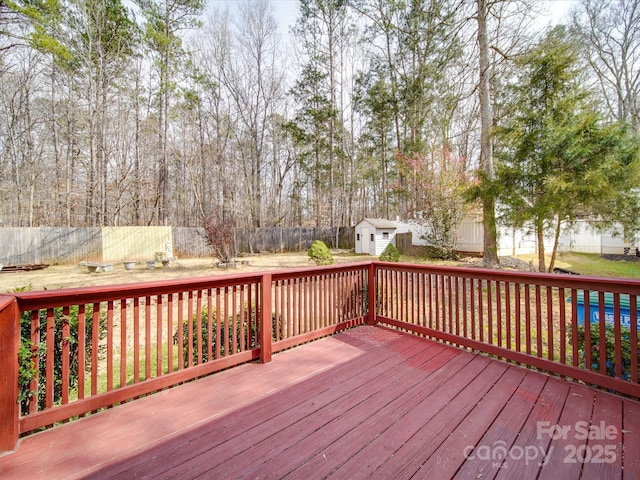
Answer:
[
  {"left": 202, "top": 213, "right": 237, "bottom": 264},
  {"left": 397, "top": 148, "right": 475, "bottom": 259}
]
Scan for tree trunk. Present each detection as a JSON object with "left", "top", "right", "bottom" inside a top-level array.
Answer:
[
  {"left": 548, "top": 216, "right": 562, "bottom": 273},
  {"left": 536, "top": 219, "right": 546, "bottom": 273},
  {"left": 477, "top": 0, "right": 499, "bottom": 268}
]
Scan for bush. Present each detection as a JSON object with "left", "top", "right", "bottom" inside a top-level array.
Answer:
[
  {"left": 16, "top": 285, "right": 107, "bottom": 414},
  {"left": 174, "top": 306, "right": 281, "bottom": 367},
  {"left": 571, "top": 323, "right": 640, "bottom": 381},
  {"left": 379, "top": 243, "right": 400, "bottom": 262},
  {"left": 308, "top": 240, "right": 333, "bottom": 265}
]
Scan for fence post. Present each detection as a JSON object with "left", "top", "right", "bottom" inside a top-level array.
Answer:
[
  {"left": 260, "top": 274, "right": 273, "bottom": 363},
  {"left": 368, "top": 263, "right": 377, "bottom": 325},
  {"left": 0, "top": 296, "right": 19, "bottom": 453}
]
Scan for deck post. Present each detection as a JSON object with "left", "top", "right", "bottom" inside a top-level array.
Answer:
[
  {"left": 0, "top": 296, "right": 19, "bottom": 453},
  {"left": 260, "top": 274, "right": 272, "bottom": 363},
  {"left": 367, "top": 263, "right": 377, "bottom": 325}
]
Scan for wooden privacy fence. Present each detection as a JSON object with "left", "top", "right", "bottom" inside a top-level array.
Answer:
[
  {"left": 0, "top": 226, "right": 355, "bottom": 265},
  {"left": 1, "top": 261, "right": 639, "bottom": 453}
]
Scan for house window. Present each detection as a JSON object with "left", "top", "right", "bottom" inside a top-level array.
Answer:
[{"left": 382, "top": 232, "right": 389, "bottom": 239}]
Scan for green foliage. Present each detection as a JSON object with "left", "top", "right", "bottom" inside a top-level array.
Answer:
[
  {"left": 174, "top": 306, "right": 280, "bottom": 368},
  {"left": 494, "top": 26, "right": 640, "bottom": 271},
  {"left": 379, "top": 243, "right": 400, "bottom": 262},
  {"left": 16, "top": 286, "right": 107, "bottom": 414},
  {"left": 571, "top": 323, "right": 639, "bottom": 382},
  {"left": 308, "top": 240, "right": 333, "bottom": 265}
]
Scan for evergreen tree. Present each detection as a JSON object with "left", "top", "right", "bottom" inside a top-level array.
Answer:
[{"left": 495, "top": 26, "right": 640, "bottom": 272}]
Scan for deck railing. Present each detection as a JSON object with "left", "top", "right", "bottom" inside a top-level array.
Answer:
[
  {"left": 1, "top": 260, "right": 639, "bottom": 453},
  {"left": 375, "top": 262, "right": 640, "bottom": 399}
]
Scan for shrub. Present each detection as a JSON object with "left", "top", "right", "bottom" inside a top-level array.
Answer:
[
  {"left": 308, "top": 240, "right": 333, "bottom": 265},
  {"left": 174, "top": 306, "right": 281, "bottom": 367},
  {"left": 16, "top": 285, "right": 107, "bottom": 414},
  {"left": 379, "top": 243, "right": 400, "bottom": 262},
  {"left": 571, "top": 323, "right": 640, "bottom": 381}
]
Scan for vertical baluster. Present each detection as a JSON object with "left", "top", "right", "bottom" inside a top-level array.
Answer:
[
  {"left": 120, "top": 299, "right": 127, "bottom": 388},
  {"left": 167, "top": 293, "right": 174, "bottom": 373},
  {"left": 45, "top": 308, "right": 55, "bottom": 408},
  {"left": 470, "top": 279, "right": 476, "bottom": 340},
  {"left": 156, "top": 295, "right": 163, "bottom": 376},
  {"left": 215, "top": 288, "right": 221, "bottom": 359},
  {"left": 232, "top": 285, "right": 237, "bottom": 354},
  {"left": 496, "top": 282, "right": 503, "bottom": 348},
  {"left": 515, "top": 284, "right": 521, "bottom": 353},
  {"left": 29, "top": 310, "right": 40, "bottom": 413},
  {"left": 462, "top": 277, "right": 468, "bottom": 338},
  {"left": 613, "top": 292, "right": 622, "bottom": 379},
  {"left": 223, "top": 286, "right": 230, "bottom": 356},
  {"left": 477, "top": 279, "right": 484, "bottom": 343},
  {"left": 177, "top": 293, "right": 184, "bottom": 368},
  {"left": 196, "top": 290, "right": 203, "bottom": 363},
  {"left": 630, "top": 295, "right": 638, "bottom": 383},
  {"left": 505, "top": 283, "right": 511, "bottom": 351},
  {"left": 61, "top": 305, "right": 70, "bottom": 404},
  {"left": 134, "top": 298, "right": 140, "bottom": 382},
  {"left": 91, "top": 304, "right": 100, "bottom": 396},
  {"left": 77, "top": 304, "right": 85, "bottom": 400},
  {"left": 546, "top": 286, "right": 554, "bottom": 361},
  {"left": 487, "top": 280, "right": 493, "bottom": 345},
  {"left": 598, "top": 291, "right": 607, "bottom": 375},
  {"left": 106, "top": 301, "right": 113, "bottom": 391},
  {"left": 240, "top": 284, "right": 246, "bottom": 351},
  {"left": 206, "top": 289, "right": 213, "bottom": 360},
  {"left": 524, "top": 286, "right": 531, "bottom": 355},
  {"left": 187, "top": 291, "right": 194, "bottom": 365},
  {"left": 584, "top": 291, "right": 592, "bottom": 371},
  {"left": 558, "top": 287, "right": 566, "bottom": 365},
  {"left": 145, "top": 296, "right": 151, "bottom": 379},
  {"left": 535, "top": 286, "right": 543, "bottom": 358}
]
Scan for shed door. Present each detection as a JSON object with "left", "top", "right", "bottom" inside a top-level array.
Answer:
[{"left": 361, "top": 227, "right": 371, "bottom": 255}]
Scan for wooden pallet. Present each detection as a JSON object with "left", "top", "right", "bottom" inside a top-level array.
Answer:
[{"left": 0, "top": 263, "right": 49, "bottom": 273}]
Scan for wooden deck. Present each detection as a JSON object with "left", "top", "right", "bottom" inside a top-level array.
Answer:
[{"left": 0, "top": 325, "right": 637, "bottom": 479}]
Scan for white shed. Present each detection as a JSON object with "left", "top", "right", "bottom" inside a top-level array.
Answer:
[{"left": 355, "top": 218, "right": 397, "bottom": 255}]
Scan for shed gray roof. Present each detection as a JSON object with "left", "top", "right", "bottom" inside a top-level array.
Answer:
[{"left": 359, "top": 218, "right": 398, "bottom": 229}]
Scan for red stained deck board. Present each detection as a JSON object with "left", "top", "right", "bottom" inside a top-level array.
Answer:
[
  {"left": 623, "top": 400, "right": 640, "bottom": 479},
  {"left": 429, "top": 370, "right": 548, "bottom": 480},
  {"left": 537, "top": 384, "right": 597, "bottom": 480},
  {"left": 246, "top": 347, "right": 471, "bottom": 480},
  {"left": 115, "top": 332, "right": 443, "bottom": 479},
  {"left": 0, "top": 325, "right": 637, "bottom": 480},
  {"left": 364, "top": 363, "right": 521, "bottom": 480},
  {"left": 581, "top": 392, "right": 623, "bottom": 480},
  {"left": 494, "top": 374, "right": 572, "bottom": 479},
  {"left": 284, "top": 354, "right": 496, "bottom": 480},
  {"left": 154, "top": 336, "right": 457, "bottom": 479}
]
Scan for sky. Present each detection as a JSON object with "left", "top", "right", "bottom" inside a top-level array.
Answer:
[{"left": 207, "top": 0, "right": 580, "bottom": 34}]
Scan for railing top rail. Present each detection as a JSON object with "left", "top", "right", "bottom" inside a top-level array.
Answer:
[
  {"left": 270, "top": 262, "right": 371, "bottom": 281},
  {"left": 12, "top": 272, "right": 265, "bottom": 311},
  {"left": 11, "top": 263, "right": 374, "bottom": 311},
  {"left": 374, "top": 261, "right": 640, "bottom": 294}
]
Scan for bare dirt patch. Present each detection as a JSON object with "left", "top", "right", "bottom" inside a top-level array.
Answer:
[{"left": 0, "top": 251, "right": 366, "bottom": 293}]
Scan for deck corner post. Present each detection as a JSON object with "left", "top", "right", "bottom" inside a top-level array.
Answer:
[
  {"left": 260, "top": 274, "right": 273, "bottom": 364},
  {"left": 367, "top": 263, "right": 377, "bottom": 325},
  {"left": 0, "top": 296, "right": 20, "bottom": 454}
]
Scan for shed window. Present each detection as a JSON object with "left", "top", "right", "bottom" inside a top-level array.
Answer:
[
  {"left": 370, "top": 234, "right": 374, "bottom": 241},
  {"left": 382, "top": 232, "right": 389, "bottom": 239},
  {"left": 356, "top": 233, "right": 360, "bottom": 241}
]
